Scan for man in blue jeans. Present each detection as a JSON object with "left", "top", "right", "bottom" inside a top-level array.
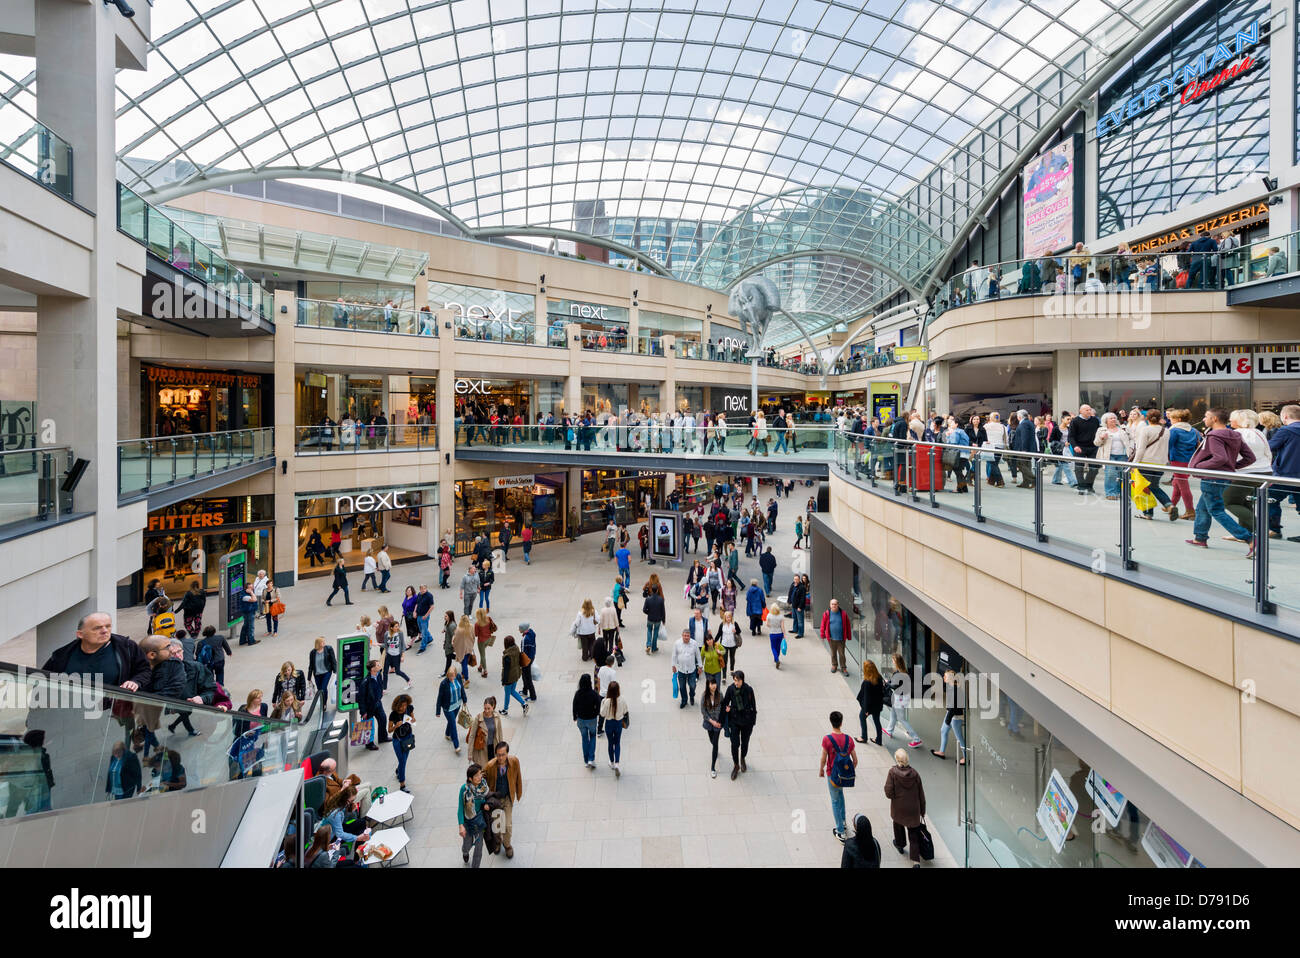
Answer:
[
  {"left": 819, "top": 711, "right": 858, "bottom": 841},
  {"left": 1267, "top": 405, "right": 1300, "bottom": 539},
  {"left": 615, "top": 543, "right": 631, "bottom": 588},
  {"left": 1185, "top": 407, "right": 1256, "bottom": 556},
  {"left": 238, "top": 585, "right": 258, "bottom": 646},
  {"left": 758, "top": 546, "right": 776, "bottom": 595},
  {"left": 414, "top": 585, "right": 435, "bottom": 653}
]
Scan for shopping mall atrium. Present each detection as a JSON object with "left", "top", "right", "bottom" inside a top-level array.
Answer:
[{"left": 0, "top": 0, "right": 1298, "bottom": 878}]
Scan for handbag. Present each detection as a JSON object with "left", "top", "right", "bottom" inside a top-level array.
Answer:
[
  {"left": 467, "top": 652, "right": 477, "bottom": 668},
  {"left": 621, "top": 711, "right": 630, "bottom": 730},
  {"left": 915, "top": 819, "right": 935, "bottom": 861},
  {"left": 520, "top": 651, "right": 532, "bottom": 667},
  {"left": 530, "top": 667, "right": 542, "bottom": 683},
  {"left": 349, "top": 716, "right": 377, "bottom": 747},
  {"left": 457, "top": 707, "right": 472, "bottom": 729},
  {"left": 270, "top": 600, "right": 286, "bottom": 617},
  {"left": 473, "top": 724, "right": 487, "bottom": 751}
]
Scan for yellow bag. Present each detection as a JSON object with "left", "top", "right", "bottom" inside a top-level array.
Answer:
[{"left": 1130, "top": 470, "right": 1156, "bottom": 513}]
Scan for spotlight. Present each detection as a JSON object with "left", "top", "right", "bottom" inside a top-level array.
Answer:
[
  {"left": 105, "top": 0, "right": 135, "bottom": 16},
  {"left": 1263, "top": 175, "right": 1279, "bottom": 192}
]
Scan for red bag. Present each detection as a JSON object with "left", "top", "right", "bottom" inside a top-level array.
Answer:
[{"left": 1175, "top": 270, "right": 1188, "bottom": 289}]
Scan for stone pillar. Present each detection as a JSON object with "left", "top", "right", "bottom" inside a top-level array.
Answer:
[
  {"left": 1053, "top": 349, "right": 1080, "bottom": 415},
  {"left": 567, "top": 466, "right": 584, "bottom": 537},
  {"left": 1269, "top": 0, "right": 1297, "bottom": 236},
  {"left": 662, "top": 333, "right": 676, "bottom": 418},
  {"left": 34, "top": 4, "right": 125, "bottom": 658},
  {"left": 272, "top": 289, "right": 297, "bottom": 587},
  {"left": 1083, "top": 100, "right": 1100, "bottom": 244},
  {"left": 436, "top": 308, "right": 456, "bottom": 546},
  {"left": 566, "top": 322, "right": 582, "bottom": 415},
  {"left": 534, "top": 292, "right": 548, "bottom": 346},
  {"left": 930, "top": 361, "right": 951, "bottom": 420},
  {"left": 628, "top": 304, "right": 639, "bottom": 353}
]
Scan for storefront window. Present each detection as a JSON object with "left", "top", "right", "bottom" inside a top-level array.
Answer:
[
  {"left": 296, "top": 372, "right": 397, "bottom": 450},
  {"left": 581, "top": 469, "right": 664, "bottom": 532},
  {"left": 453, "top": 378, "right": 565, "bottom": 443},
  {"left": 1079, "top": 382, "right": 1162, "bottom": 417},
  {"left": 144, "top": 366, "right": 266, "bottom": 437},
  {"left": 432, "top": 280, "right": 536, "bottom": 343},
  {"left": 303, "top": 281, "right": 415, "bottom": 309},
  {"left": 295, "top": 484, "right": 439, "bottom": 575},
  {"left": 388, "top": 376, "right": 437, "bottom": 448},
  {"left": 142, "top": 496, "right": 275, "bottom": 601},
  {"left": 676, "top": 387, "right": 703, "bottom": 413},
  {"left": 454, "top": 473, "right": 565, "bottom": 554},
  {"left": 582, "top": 382, "right": 629, "bottom": 417},
  {"left": 549, "top": 299, "right": 629, "bottom": 352}
]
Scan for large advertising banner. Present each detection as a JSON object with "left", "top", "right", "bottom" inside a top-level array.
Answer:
[
  {"left": 1036, "top": 768, "right": 1079, "bottom": 854},
  {"left": 1022, "top": 141, "right": 1074, "bottom": 258}
]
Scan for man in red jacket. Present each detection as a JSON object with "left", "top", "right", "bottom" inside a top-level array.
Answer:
[
  {"left": 820, "top": 599, "right": 852, "bottom": 675},
  {"left": 1186, "top": 407, "right": 1256, "bottom": 556}
]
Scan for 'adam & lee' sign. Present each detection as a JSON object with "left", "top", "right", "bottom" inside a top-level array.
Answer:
[{"left": 1162, "top": 351, "right": 1300, "bottom": 380}]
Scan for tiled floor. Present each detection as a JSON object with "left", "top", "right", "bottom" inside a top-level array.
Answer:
[{"left": 112, "top": 507, "right": 956, "bottom": 869}]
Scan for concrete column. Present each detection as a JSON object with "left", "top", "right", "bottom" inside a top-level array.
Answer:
[
  {"left": 628, "top": 304, "right": 639, "bottom": 353},
  {"left": 413, "top": 277, "right": 428, "bottom": 311},
  {"left": 662, "top": 333, "right": 676, "bottom": 417},
  {"left": 566, "top": 322, "right": 582, "bottom": 415},
  {"left": 1269, "top": 0, "right": 1297, "bottom": 236},
  {"left": 436, "top": 308, "right": 456, "bottom": 546},
  {"left": 272, "top": 289, "right": 297, "bottom": 587},
  {"left": 534, "top": 292, "right": 548, "bottom": 346},
  {"left": 930, "top": 361, "right": 951, "bottom": 420},
  {"left": 1084, "top": 100, "right": 1100, "bottom": 244},
  {"left": 1053, "top": 349, "right": 1081, "bottom": 415},
  {"left": 567, "top": 466, "right": 583, "bottom": 537},
  {"left": 34, "top": 4, "right": 124, "bottom": 658}
]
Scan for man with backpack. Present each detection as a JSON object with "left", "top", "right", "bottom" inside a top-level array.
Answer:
[
  {"left": 196, "top": 625, "right": 232, "bottom": 687},
  {"left": 820, "top": 710, "right": 859, "bottom": 842}
]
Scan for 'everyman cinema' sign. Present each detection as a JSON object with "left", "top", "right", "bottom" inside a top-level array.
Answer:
[{"left": 1097, "top": 20, "right": 1264, "bottom": 138}]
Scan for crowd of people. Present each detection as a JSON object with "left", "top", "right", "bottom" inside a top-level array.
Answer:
[
  {"left": 943, "top": 235, "right": 1287, "bottom": 309},
  {"left": 836, "top": 402, "right": 1300, "bottom": 554}
]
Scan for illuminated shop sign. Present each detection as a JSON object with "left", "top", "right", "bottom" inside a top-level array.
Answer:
[
  {"left": 442, "top": 301, "right": 524, "bottom": 325},
  {"left": 1131, "top": 202, "right": 1269, "bottom": 254},
  {"left": 334, "top": 490, "right": 409, "bottom": 512},
  {"left": 454, "top": 378, "right": 491, "bottom": 395},
  {"left": 1096, "top": 20, "right": 1263, "bottom": 138}
]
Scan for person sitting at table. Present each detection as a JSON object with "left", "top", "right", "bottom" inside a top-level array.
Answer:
[{"left": 319, "top": 757, "right": 361, "bottom": 802}]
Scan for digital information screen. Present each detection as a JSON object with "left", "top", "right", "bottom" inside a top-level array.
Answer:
[
  {"left": 336, "top": 634, "right": 369, "bottom": 712},
  {"left": 220, "top": 549, "right": 247, "bottom": 630}
]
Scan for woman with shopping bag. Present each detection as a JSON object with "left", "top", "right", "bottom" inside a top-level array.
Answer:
[{"left": 1131, "top": 409, "right": 1176, "bottom": 520}]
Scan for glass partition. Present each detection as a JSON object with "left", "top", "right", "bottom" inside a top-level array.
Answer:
[
  {"left": 117, "top": 428, "right": 275, "bottom": 499},
  {"left": 0, "top": 89, "right": 74, "bottom": 201}
]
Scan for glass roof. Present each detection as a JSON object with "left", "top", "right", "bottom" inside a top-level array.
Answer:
[{"left": 3, "top": 0, "right": 1173, "bottom": 338}]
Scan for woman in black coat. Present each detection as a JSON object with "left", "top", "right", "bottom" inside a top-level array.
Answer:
[
  {"left": 326, "top": 559, "right": 352, "bottom": 606},
  {"left": 856, "top": 660, "right": 885, "bottom": 745},
  {"left": 841, "top": 814, "right": 881, "bottom": 868},
  {"left": 641, "top": 582, "right": 666, "bottom": 654}
]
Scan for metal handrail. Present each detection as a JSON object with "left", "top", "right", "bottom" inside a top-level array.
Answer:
[
  {"left": 116, "top": 428, "right": 274, "bottom": 497},
  {"left": 833, "top": 430, "right": 1300, "bottom": 615}
]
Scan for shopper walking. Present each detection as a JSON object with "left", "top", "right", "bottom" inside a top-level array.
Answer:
[
  {"left": 499, "top": 635, "right": 529, "bottom": 716},
  {"left": 572, "top": 673, "right": 601, "bottom": 769},
  {"left": 820, "top": 598, "right": 851, "bottom": 675},
  {"left": 841, "top": 815, "right": 881, "bottom": 869},
  {"left": 572, "top": 598, "right": 599, "bottom": 662},
  {"left": 482, "top": 741, "right": 524, "bottom": 858},
  {"left": 459, "top": 563, "right": 480, "bottom": 618},
  {"left": 326, "top": 558, "right": 352, "bottom": 607},
  {"left": 786, "top": 574, "right": 807, "bottom": 637},
  {"left": 1186, "top": 407, "right": 1257, "bottom": 554},
  {"left": 1132, "top": 409, "right": 1176, "bottom": 519},
  {"left": 883, "top": 652, "right": 922, "bottom": 747},
  {"left": 700, "top": 676, "right": 724, "bottom": 779},
  {"left": 359, "top": 660, "right": 386, "bottom": 750},
  {"left": 376, "top": 545, "right": 392, "bottom": 593},
  {"left": 179, "top": 581, "right": 205, "bottom": 635},
  {"left": 855, "top": 660, "right": 884, "bottom": 745},
  {"left": 599, "top": 680, "right": 628, "bottom": 776},
  {"left": 885, "top": 749, "right": 927, "bottom": 866},
  {"left": 715, "top": 609, "right": 741, "bottom": 678},
  {"left": 477, "top": 559, "right": 495, "bottom": 611},
  {"left": 721, "top": 671, "right": 757, "bottom": 780},
  {"left": 745, "top": 578, "right": 765, "bottom": 635},
  {"left": 379, "top": 608, "right": 411, "bottom": 691},
  {"left": 641, "top": 577, "right": 666, "bottom": 654},
  {"left": 472, "top": 608, "right": 497, "bottom": 680},
  {"left": 452, "top": 614, "right": 475, "bottom": 689},
  {"left": 307, "top": 637, "right": 336, "bottom": 703},
  {"left": 519, "top": 621, "right": 538, "bottom": 702},
  {"left": 930, "top": 670, "right": 967, "bottom": 763},
  {"left": 1167, "top": 408, "right": 1201, "bottom": 519},
  {"left": 466, "top": 696, "right": 509, "bottom": 768},
  {"left": 414, "top": 584, "right": 435, "bottom": 653},
  {"left": 671, "top": 628, "right": 702, "bottom": 707},
  {"left": 401, "top": 586, "right": 420, "bottom": 647},
  {"left": 388, "top": 693, "right": 415, "bottom": 793},
  {"left": 766, "top": 599, "right": 787, "bottom": 669},
  {"left": 820, "top": 710, "right": 859, "bottom": 840},
  {"left": 457, "top": 763, "right": 489, "bottom": 867},
  {"left": 436, "top": 664, "right": 466, "bottom": 754},
  {"left": 361, "top": 551, "right": 378, "bottom": 591}
]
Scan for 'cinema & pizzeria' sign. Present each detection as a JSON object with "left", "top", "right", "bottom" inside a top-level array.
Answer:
[{"left": 1131, "top": 202, "right": 1269, "bottom": 255}]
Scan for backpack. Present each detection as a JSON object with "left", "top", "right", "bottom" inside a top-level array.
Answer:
[
  {"left": 198, "top": 641, "right": 216, "bottom": 668},
  {"left": 827, "top": 733, "right": 856, "bottom": 788}
]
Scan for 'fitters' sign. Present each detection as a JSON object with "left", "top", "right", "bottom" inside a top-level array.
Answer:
[{"left": 1132, "top": 202, "right": 1269, "bottom": 254}]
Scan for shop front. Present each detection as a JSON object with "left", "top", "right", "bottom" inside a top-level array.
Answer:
[
  {"left": 454, "top": 377, "right": 565, "bottom": 443},
  {"left": 453, "top": 472, "right": 566, "bottom": 554},
  {"left": 295, "top": 371, "right": 438, "bottom": 451},
  {"left": 295, "top": 483, "right": 439, "bottom": 576},
  {"left": 674, "top": 473, "right": 746, "bottom": 510},
  {"left": 1079, "top": 346, "right": 1300, "bottom": 420},
  {"left": 144, "top": 365, "right": 268, "bottom": 438},
  {"left": 818, "top": 532, "right": 1200, "bottom": 868},
  {"left": 581, "top": 469, "right": 665, "bottom": 531},
  {"left": 547, "top": 298, "right": 629, "bottom": 351},
  {"left": 141, "top": 495, "right": 275, "bottom": 601}
]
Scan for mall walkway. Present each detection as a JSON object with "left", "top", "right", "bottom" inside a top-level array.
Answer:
[{"left": 113, "top": 515, "right": 956, "bottom": 869}]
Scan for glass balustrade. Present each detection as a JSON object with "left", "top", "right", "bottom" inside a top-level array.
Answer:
[
  {"left": 0, "top": 446, "right": 75, "bottom": 536},
  {"left": 294, "top": 423, "right": 437, "bottom": 454},
  {"left": 117, "top": 429, "right": 275, "bottom": 499},
  {"left": 116, "top": 183, "right": 269, "bottom": 318},
  {"left": 0, "top": 661, "right": 295, "bottom": 823},
  {"left": 832, "top": 432, "right": 1300, "bottom": 616},
  {"left": 455, "top": 422, "right": 839, "bottom": 463},
  {"left": 0, "top": 89, "right": 74, "bottom": 201}
]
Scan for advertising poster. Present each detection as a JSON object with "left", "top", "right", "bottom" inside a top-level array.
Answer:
[
  {"left": 1036, "top": 768, "right": 1079, "bottom": 853},
  {"left": 219, "top": 549, "right": 247, "bottom": 630},
  {"left": 649, "top": 509, "right": 681, "bottom": 562},
  {"left": 1085, "top": 769, "right": 1128, "bottom": 829},
  {"left": 335, "top": 633, "right": 369, "bottom": 712},
  {"left": 1022, "top": 141, "right": 1074, "bottom": 258}
]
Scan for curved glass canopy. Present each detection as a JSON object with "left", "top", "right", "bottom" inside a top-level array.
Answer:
[{"left": 7, "top": 0, "right": 1174, "bottom": 335}]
